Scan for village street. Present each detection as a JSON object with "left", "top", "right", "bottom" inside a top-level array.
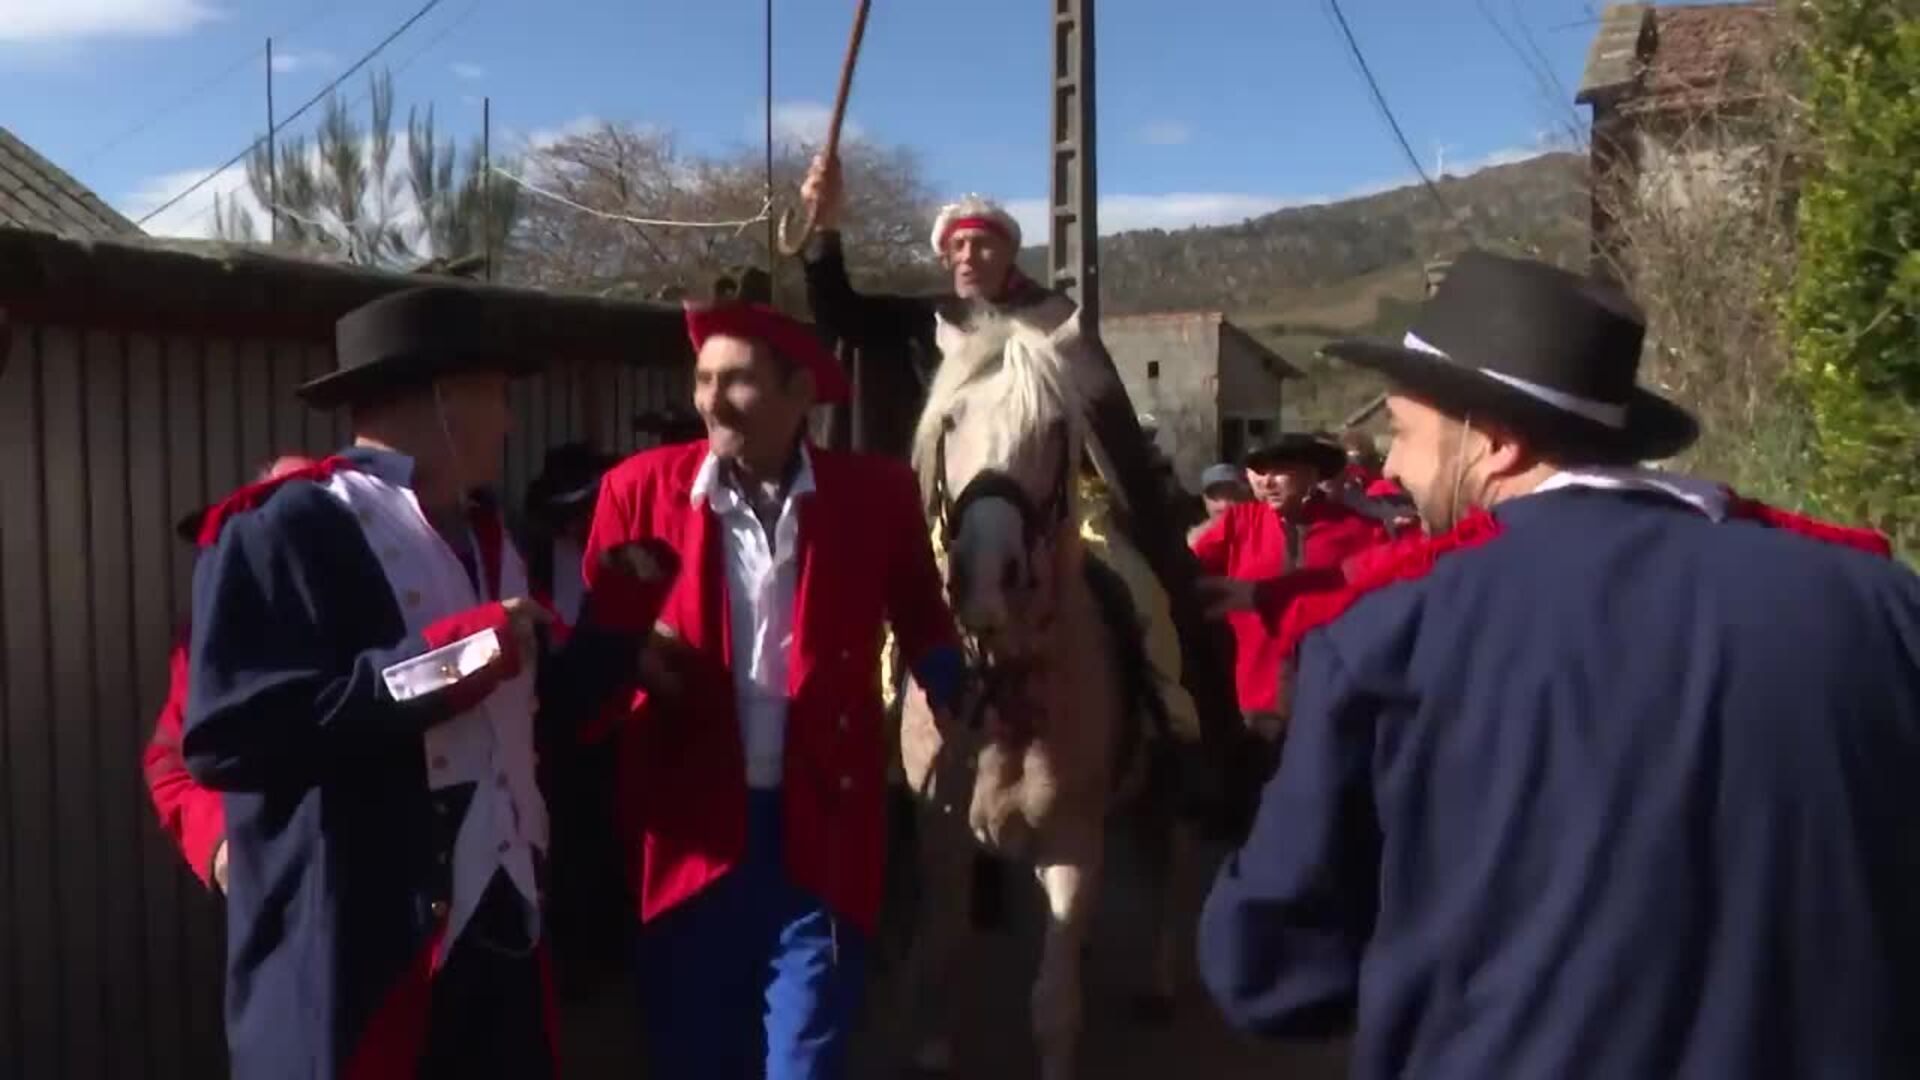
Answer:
[{"left": 558, "top": 831, "right": 1351, "bottom": 1079}]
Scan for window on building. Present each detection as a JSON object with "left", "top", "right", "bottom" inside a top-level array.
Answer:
[
  {"left": 1246, "top": 418, "right": 1270, "bottom": 438},
  {"left": 1147, "top": 360, "right": 1160, "bottom": 380}
]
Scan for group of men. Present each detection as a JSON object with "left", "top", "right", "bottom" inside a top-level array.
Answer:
[{"left": 135, "top": 148, "right": 1920, "bottom": 1080}]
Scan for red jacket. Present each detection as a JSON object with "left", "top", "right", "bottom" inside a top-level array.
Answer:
[
  {"left": 1191, "top": 497, "right": 1387, "bottom": 712},
  {"left": 583, "top": 440, "right": 959, "bottom": 933},
  {"left": 143, "top": 625, "right": 224, "bottom": 888}
]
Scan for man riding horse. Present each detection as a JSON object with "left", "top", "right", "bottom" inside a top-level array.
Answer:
[{"left": 797, "top": 154, "right": 1237, "bottom": 780}]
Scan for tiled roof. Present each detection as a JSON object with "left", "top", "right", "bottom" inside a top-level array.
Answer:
[
  {"left": 0, "top": 126, "right": 141, "bottom": 238},
  {"left": 1576, "top": 2, "right": 1777, "bottom": 115}
]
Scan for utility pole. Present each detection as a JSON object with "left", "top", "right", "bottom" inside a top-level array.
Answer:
[
  {"left": 266, "top": 37, "right": 278, "bottom": 243},
  {"left": 1048, "top": 0, "right": 1099, "bottom": 329},
  {"left": 482, "top": 96, "right": 493, "bottom": 282},
  {"left": 764, "top": 0, "right": 776, "bottom": 276}
]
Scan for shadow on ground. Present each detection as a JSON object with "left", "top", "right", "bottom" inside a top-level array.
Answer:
[{"left": 556, "top": 826, "right": 1349, "bottom": 1079}]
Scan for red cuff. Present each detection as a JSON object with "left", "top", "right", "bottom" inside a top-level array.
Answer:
[
  {"left": 179, "top": 801, "right": 225, "bottom": 890},
  {"left": 415, "top": 602, "right": 522, "bottom": 714},
  {"left": 581, "top": 540, "right": 681, "bottom": 634}
]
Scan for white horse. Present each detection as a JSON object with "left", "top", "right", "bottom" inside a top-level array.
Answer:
[{"left": 895, "top": 310, "right": 1171, "bottom": 1080}]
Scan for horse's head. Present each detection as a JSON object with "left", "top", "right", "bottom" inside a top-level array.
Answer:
[{"left": 914, "top": 312, "right": 1086, "bottom": 658}]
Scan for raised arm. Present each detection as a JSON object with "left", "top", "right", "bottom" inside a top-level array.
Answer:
[
  {"left": 1197, "top": 630, "right": 1381, "bottom": 1037},
  {"left": 798, "top": 153, "right": 938, "bottom": 356}
]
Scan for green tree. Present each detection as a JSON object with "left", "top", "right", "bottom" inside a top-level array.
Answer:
[
  {"left": 218, "top": 69, "right": 519, "bottom": 270},
  {"left": 1786, "top": 0, "right": 1920, "bottom": 552}
]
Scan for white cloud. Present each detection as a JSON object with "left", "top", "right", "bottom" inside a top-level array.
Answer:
[
  {"left": 270, "top": 48, "right": 335, "bottom": 74},
  {"left": 518, "top": 114, "right": 603, "bottom": 150},
  {"left": 119, "top": 163, "right": 260, "bottom": 240},
  {"left": 120, "top": 136, "right": 443, "bottom": 249},
  {"left": 451, "top": 61, "right": 486, "bottom": 81},
  {"left": 997, "top": 147, "right": 1552, "bottom": 239},
  {"left": 758, "top": 100, "right": 865, "bottom": 148},
  {"left": 1136, "top": 122, "right": 1192, "bottom": 147},
  {"left": 0, "top": 0, "right": 217, "bottom": 43}
]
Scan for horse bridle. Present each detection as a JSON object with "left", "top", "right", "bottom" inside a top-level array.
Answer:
[{"left": 927, "top": 411, "right": 1077, "bottom": 741}]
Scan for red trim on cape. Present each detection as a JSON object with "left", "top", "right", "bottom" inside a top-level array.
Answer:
[
  {"left": 1275, "top": 510, "right": 1504, "bottom": 660},
  {"left": 1724, "top": 494, "right": 1892, "bottom": 557},
  {"left": 195, "top": 455, "right": 356, "bottom": 546}
]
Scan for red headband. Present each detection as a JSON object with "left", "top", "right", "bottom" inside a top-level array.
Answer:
[{"left": 940, "top": 215, "right": 1013, "bottom": 251}]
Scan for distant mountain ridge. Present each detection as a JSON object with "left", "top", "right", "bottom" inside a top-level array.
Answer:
[{"left": 1014, "top": 151, "right": 1592, "bottom": 427}]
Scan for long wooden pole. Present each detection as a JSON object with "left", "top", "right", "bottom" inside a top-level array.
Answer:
[
  {"left": 774, "top": 0, "right": 872, "bottom": 255},
  {"left": 266, "top": 37, "right": 278, "bottom": 243}
]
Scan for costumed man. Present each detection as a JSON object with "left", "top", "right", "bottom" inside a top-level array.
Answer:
[
  {"left": 1197, "top": 251, "right": 1919, "bottom": 1078},
  {"left": 1189, "top": 434, "right": 1387, "bottom": 738},
  {"left": 798, "top": 153, "right": 1227, "bottom": 780},
  {"left": 583, "top": 302, "right": 966, "bottom": 1080},
  {"left": 183, "top": 286, "right": 672, "bottom": 1079},
  {"left": 145, "top": 454, "right": 317, "bottom": 894}
]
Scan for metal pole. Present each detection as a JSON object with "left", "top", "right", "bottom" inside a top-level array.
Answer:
[
  {"left": 764, "top": 0, "right": 776, "bottom": 274},
  {"left": 1048, "top": 0, "right": 1099, "bottom": 329},
  {"left": 266, "top": 37, "right": 278, "bottom": 244},
  {"left": 482, "top": 96, "right": 493, "bottom": 282}
]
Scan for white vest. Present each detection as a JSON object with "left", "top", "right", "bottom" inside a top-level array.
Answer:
[{"left": 322, "top": 468, "right": 546, "bottom": 949}]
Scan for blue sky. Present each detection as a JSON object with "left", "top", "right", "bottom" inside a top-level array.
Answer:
[{"left": 0, "top": 0, "right": 1676, "bottom": 240}]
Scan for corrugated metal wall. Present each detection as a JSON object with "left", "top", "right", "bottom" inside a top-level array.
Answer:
[{"left": 0, "top": 317, "right": 683, "bottom": 1078}]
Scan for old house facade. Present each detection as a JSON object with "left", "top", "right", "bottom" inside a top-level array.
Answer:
[
  {"left": 1101, "top": 312, "right": 1298, "bottom": 490},
  {"left": 1576, "top": 2, "right": 1781, "bottom": 278}
]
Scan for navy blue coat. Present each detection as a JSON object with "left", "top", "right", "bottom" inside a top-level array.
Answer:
[
  {"left": 183, "top": 450, "right": 634, "bottom": 1078},
  {"left": 1199, "top": 487, "right": 1920, "bottom": 1078}
]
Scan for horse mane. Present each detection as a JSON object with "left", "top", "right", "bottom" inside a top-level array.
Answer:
[{"left": 912, "top": 308, "right": 1089, "bottom": 510}]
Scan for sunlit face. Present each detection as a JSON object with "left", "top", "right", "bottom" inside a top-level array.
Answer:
[
  {"left": 1383, "top": 393, "right": 1483, "bottom": 531},
  {"left": 434, "top": 372, "right": 513, "bottom": 489},
  {"left": 945, "top": 227, "right": 1015, "bottom": 300},
  {"left": 693, "top": 335, "right": 813, "bottom": 471},
  {"left": 1245, "top": 461, "right": 1318, "bottom": 510}
]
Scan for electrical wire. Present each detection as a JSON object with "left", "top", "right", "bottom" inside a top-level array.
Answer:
[
  {"left": 1320, "top": 0, "right": 1468, "bottom": 237},
  {"left": 135, "top": 0, "right": 449, "bottom": 228}
]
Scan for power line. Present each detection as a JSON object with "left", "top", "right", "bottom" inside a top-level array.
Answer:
[
  {"left": 174, "top": 0, "right": 489, "bottom": 235},
  {"left": 1320, "top": 0, "right": 1466, "bottom": 235},
  {"left": 135, "top": 0, "right": 449, "bottom": 228}
]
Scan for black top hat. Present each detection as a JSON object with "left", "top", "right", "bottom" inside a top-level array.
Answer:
[
  {"left": 297, "top": 286, "right": 541, "bottom": 409},
  {"left": 524, "top": 441, "right": 621, "bottom": 524},
  {"left": 1324, "top": 250, "right": 1697, "bottom": 462},
  {"left": 1244, "top": 432, "right": 1347, "bottom": 477}
]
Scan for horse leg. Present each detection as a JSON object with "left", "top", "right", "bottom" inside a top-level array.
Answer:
[
  {"left": 898, "top": 801, "right": 974, "bottom": 1077},
  {"left": 1121, "top": 801, "right": 1185, "bottom": 1025},
  {"left": 1032, "top": 832, "right": 1102, "bottom": 1080}
]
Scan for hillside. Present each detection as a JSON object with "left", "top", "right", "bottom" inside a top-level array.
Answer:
[{"left": 1017, "top": 152, "right": 1591, "bottom": 428}]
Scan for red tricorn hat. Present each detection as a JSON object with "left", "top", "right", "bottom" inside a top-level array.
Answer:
[{"left": 683, "top": 302, "right": 850, "bottom": 405}]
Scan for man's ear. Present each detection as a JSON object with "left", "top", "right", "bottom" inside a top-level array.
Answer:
[
  {"left": 1477, "top": 419, "right": 1535, "bottom": 478},
  {"left": 789, "top": 365, "right": 819, "bottom": 411}
]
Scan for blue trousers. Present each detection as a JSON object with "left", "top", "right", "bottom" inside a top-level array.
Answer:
[{"left": 634, "top": 790, "right": 868, "bottom": 1080}]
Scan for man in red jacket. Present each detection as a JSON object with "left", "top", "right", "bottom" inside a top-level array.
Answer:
[
  {"left": 1190, "top": 434, "right": 1387, "bottom": 736},
  {"left": 584, "top": 302, "right": 965, "bottom": 1080},
  {"left": 142, "top": 454, "right": 317, "bottom": 893}
]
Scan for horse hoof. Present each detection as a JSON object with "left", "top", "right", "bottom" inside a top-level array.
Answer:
[{"left": 1126, "top": 992, "right": 1177, "bottom": 1028}]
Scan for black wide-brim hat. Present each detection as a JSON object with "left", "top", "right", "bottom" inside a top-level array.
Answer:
[
  {"left": 298, "top": 286, "right": 541, "bottom": 409},
  {"left": 1324, "top": 250, "right": 1698, "bottom": 463},
  {"left": 1244, "top": 432, "right": 1347, "bottom": 477},
  {"left": 525, "top": 441, "right": 621, "bottom": 522}
]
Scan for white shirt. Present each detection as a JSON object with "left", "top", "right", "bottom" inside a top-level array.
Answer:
[{"left": 691, "top": 447, "right": 817, "bottom": 789}]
